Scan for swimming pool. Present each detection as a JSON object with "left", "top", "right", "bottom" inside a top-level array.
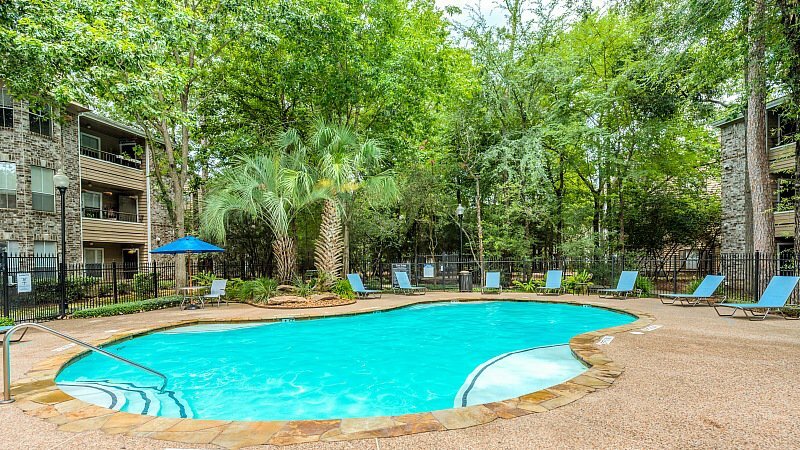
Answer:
[{"left": 55, "top": 301, "right": 634, "bottom": 421}]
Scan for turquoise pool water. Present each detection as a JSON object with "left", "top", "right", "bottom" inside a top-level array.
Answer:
[{"left": 55, "top": 301, "right": 634, "bottom": 421}]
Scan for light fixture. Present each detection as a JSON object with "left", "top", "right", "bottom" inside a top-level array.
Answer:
[
  {"left": 456, "top": 204, "right": 464, "bottom": 218},
  {"left": 53, "top": 170, "right": 69, "bottom": 190}
]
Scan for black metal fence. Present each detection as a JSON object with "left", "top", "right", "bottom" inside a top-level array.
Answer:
[
  {"left": 3, "top": 251, "right": 799, "bottom": 323},
  {"left": 352, "top": 252, "right": 800, "bottom": 305}
]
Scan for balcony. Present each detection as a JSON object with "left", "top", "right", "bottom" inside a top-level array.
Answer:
[
  {"left": 769, "top": 142, "right": 797, "bottom": 173},
  {"left": 82, "top": 211, "right": 147, "bottom": 245},
  {"left": 80, "top": 147, "right": 142, "bottom": 169},
  {"left": 82, "top": 207, "right": 140, "bottom": 223},
  {"left": 80, "top": 150, "right": 146, "bottom": 192},
  {"left": 775, "top": 209, "right": 795, "bottom": 238}
]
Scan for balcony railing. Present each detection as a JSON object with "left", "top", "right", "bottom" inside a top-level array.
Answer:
[
  {"left": 82, "top": 207, "right": 140, "bottom": 223},
  {"left": 81, "top": 147, "right": 142, "bottom": 169}
]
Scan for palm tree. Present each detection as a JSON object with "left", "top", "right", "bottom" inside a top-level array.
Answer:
[
  {"left": 278, "top": 120, "right": 399, "bottom": 281},
  {"left": 202, "top": 151, "right": 322, "bottom": 282}
]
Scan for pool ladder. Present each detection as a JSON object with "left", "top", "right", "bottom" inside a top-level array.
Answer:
[{"left": 1, "top": 323, "right": 168, "bottom": 404}]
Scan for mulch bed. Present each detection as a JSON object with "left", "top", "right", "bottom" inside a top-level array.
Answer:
[{"left": 246, "top": 297, "right": 356, "bottom": 309}]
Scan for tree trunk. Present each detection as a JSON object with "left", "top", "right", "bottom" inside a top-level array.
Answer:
[
  {"left": 174, "top": 194, "right": 187, "bottom": 286},
  {"left": 746, "top": 0, "right": 774, "bottom": 255},
  {"left": 273, "top": 234, "right": 297, "bottom": 282},
  {"left": 314, "top": 200, "right": 343, "bottom": 284},
  {"left": 475, "top": 176, "right": 486, "bottom": 284},
  {"left": 342, "top": 221, "right": 350, "bottom": 275}
]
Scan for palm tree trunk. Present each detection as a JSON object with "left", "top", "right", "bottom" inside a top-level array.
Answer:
[
  {"left": 273, "top": 233, "right": 297, "bottom": 282},
  {"left": 315, "top": 200, "right": 344, "bottom": 283}
]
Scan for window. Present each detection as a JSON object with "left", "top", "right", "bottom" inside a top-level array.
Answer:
[
  {"left": 0, "top": 241, "right": 19, "bottom": 256},
  {"left": 31, "top": 166, "right": 55, "bottom": 212},
  {"left": 80, "top": 132, "right": 101, "bottom": 158},
  {"left": 28, "top": 105, "right": 52, "bottom": 136},
  {"left": 81, "top": 191, "right": 102, "bottom": 218},
  {"left": 33, "top": 240, "right": 57, "bottom": 272},
  {"left": 34, "top": 241, "right": 56, "bottom": 257},
  {"left": 83, "top": 248, "right": 104, "bottom": 276},
  {"left": 0, "top": 88, "right": 12, "bottom": 128},
  {"left": 0, "top": 162, "right": 15, "bottom": 209}
]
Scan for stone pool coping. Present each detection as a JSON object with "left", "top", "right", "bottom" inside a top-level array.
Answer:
[{"left": 9, "top": 298, "right": 654, "bottom": 448}]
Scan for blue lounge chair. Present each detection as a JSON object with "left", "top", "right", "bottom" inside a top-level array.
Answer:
[
  {"left": 0, "top": 325, "right": 26, "bottom": 343},
  {"left": 597, "top": 271, "right": 639, "bottom": 298},
  {"left": 714, "top": 275, "right": 800, "bottom": 320},
  {"left": 536, "top": 270, "right": 563, "bottom": 295},
  {"left": 394, "top": 271, "right": 426, "bottom": 295},
  {"left": 660, "top": 275, "right": 725, "bottom": 306},
  {"left": 482, "top": 271, "right": 502, "bottom": 294},
  {"left": 347, "top": 273, "right": 382, "bottom": 299}
]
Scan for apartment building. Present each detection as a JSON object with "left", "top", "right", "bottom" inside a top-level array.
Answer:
[
  {"left": 0, "top": 86, "right": 174, "bottom": 268},
  {"left": 716, "top": 96, "right": 798, "bottom": 255}
]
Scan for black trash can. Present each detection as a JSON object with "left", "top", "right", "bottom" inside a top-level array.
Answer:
[{"left": 458, "top": 270, "right": 473, "bottom": 292}]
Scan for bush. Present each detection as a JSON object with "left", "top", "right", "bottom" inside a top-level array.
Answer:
[
  {"left": 0, "top": 316, "right": 13, "bottom": 326},
  {"left": 133, "top": 273, "right": 155, "bottom": 297},
  {"left": 192, "top": 271, "right": 217, "bottom": 286},
  {"left": 331, "top": 279, "right": 355, "bottom": 300},
  {"left": 293, "top": 277, "right": 315, "bottom": 297},
  {"left": 234, "top": 277, "right": 278, "bottom": 303},
  {"left": 564, "top": 270, "right": 593, "bottom": 291},
  {"left": 512, "top": 278, "right": 544, "bottom": 292},
  {"left": 71, "top": 296, "right": 181, "bottom": 318},
  {"left": 635, "top": 276, "right": 654, "bottom": 296}
]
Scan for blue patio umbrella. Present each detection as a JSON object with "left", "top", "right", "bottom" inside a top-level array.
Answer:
[
  {"left": 150, "top": 236, "right": 224, "bottom": 255},
  {"left": 151, "top": 236, "right": 224, "bottom": 301}
]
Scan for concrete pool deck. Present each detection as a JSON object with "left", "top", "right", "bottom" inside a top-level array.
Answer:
[{"left": 1, "top": 292, "right": 799, "bottom": 449}]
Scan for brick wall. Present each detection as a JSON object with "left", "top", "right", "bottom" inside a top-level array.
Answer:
[
  {"left": 0, "top": 99, "right": 82, "bottom": 261},
  {"left": 720, "top": 120, "right": 753, "bottom": 253}
]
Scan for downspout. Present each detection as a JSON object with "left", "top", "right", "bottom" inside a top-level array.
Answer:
[
  {"left": 76, "top": 112, "right": 86, "bottom": 264},
  {"left": 145, "top": 141, "right": 153, "bottom": 264}
]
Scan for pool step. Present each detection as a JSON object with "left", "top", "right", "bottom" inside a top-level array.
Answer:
[
  {"left": 57, "top": 380, "right": 193, "bottom": 418},
  {"left": 455, "top": 344, "right": 588, "bottom": 407}
]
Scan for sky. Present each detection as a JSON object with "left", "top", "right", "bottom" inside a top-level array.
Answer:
[{"left": 435, "top": 0, "right": 512, "bottom": 28}]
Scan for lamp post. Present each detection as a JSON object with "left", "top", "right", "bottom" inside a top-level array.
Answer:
[
  {"left": 456, "top": 203, "right": 464, "bottom": 266},
  {"left": 53, "top": 170, "right": 69, "bottom": 318}
]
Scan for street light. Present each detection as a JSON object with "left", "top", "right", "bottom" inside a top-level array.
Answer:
[
  {"left": 53, "top": 170, "right": 69, "bottom": 318},
  {"left": 456, "top": 203, "right": 464, "bottom": 264}
]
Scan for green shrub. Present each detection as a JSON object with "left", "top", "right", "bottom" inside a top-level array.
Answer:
[
  {"left": 235, "top": 277, "right": 278, "bottom": 303},
  {"left": 564, "top": 270, "right": 593, "bottom": 291},
  {"left": 635, "top": 276, "right": 654, "bottom": 296},
  {"left": 331, "top": 279, "right": 355, "bottom": 300},
  {"left": 512, "top": 278, "right": 544, "bottom": 292},
  {"left": 293, "top": 277, "right": 315, "bottom": 297},
  {"left": 0, "top": 316, "right": 14, "bottom": 326},
  {"left": 133, "top": 273, "right": 154, "bottom": 297},
  {"left": 71, "top": 296, "right": 181, "bottom": 318},
  {"left": 192, "top": 271, "right": 217, "bottom": 286}
]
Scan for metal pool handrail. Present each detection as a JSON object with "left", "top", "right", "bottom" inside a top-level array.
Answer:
[{"left": 1, "top": 323, "right": 167, "bottom": 404}]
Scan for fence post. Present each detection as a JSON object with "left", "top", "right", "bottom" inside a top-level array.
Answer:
[
  {"left": 1, "top": 252, "right": 8, "bottom": 319},
  {"left": 753, "top": 251, "right": 761, "bottom": 302},
  {"left": 112, "top": 262, "right": 119, "bottom": 304},
  {"left": 152, "top": 261, "right": 159, "bottom": 298},
  {"left": 672, "top": 254, "right": 678, "bottom": 293}
]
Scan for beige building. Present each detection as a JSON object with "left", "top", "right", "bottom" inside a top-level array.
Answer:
[{"left": 0, "top": 86, "right": 174, "bottom": 268}]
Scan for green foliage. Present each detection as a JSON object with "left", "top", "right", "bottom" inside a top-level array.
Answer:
[
  {"left": 512, "top": 278, "right": 544, "bottom": 292},
  {"left": 192, "top": 271, "right": 217, "bottom": 286},
  {"left": 235, "top": 277, "right": 278, "bottom": 304},
  {"left": 71, "top": 297, "right": 181, "bottom": 318},
  {"left": 292, "top": 278, "right": 316, "bottom": 298},
  {"left": 635, "top": 276, "right": 655, "bottom": 296},
  {"left": 133, "top": 273, "right": 154, "bottom": 298},
  {"left": 0, "top": 317, "right": 14, "bottom": 326},
  {"left": 564, "top": 271, "right": 594, "bottom": 291},
  {"left": 331, "top": 279, "right": 355, "bottom": 300}
]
